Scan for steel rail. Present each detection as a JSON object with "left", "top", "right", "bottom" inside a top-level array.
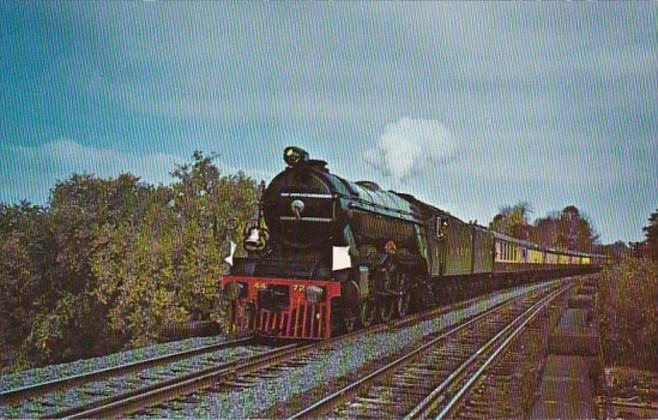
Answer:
[
  {"left": 51, "top": 342, "right": 303, "bottom": 419},
  {"left": 610, "top": 399, "right": 658, "bottom": 410},
  {"left": 409, "top": 284, "right": 571, "bottom": 419},
  {"left": 48, "top": 281, "right": 556, "bottom": 418},
  {"left": 0, "top": 335, "right": 255, "bottom": 405},
  {"left": 287, "top": 281, "right": 566, "bottom": 419}
]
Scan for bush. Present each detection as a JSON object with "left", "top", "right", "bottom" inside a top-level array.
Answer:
[{"left": 597, "top": 256, "right": 658, "bottom": 371}]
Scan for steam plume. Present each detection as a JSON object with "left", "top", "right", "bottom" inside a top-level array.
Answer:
[{"left": 363, "top": 117, "right": 456, "bottom": 180}]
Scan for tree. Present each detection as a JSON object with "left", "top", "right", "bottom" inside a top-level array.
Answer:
[
  {"left": 491, "top": 203, "right": 600, "bottom": 252},
  {"left": 596, "top": 240, "right": 631, "bottom": 261},
  {"left": 170, "top": 151, "right": 258, "bottom": 325},
  {"left": 30, "top": 173, "right": 153, "bottom": 361},
  {"left": 90, "top": 152, "right": 258, "bottom": 346},
  {"left": 0, "top": 202, "right": 53, "bottom": 370},
  {"left": 553, "top": 206, "right": 599, "bottom": 252},
  {"left": 530, "top": 212, "right": 560, "bottom": 247},
  {"left": 629, "top": 241, "right": 649, "bottom": 259},
  {"left": 489, "top": 201, "right": 532, "bottom": 240},
  {"left": 1, "top": 151, "right": 259, "bottom": 371},
  {"left": 643, "top": 209, "right": 658, "bottom": 261},
  {"left": 597, "top": 257, "right": 658, "bottom": 370}
]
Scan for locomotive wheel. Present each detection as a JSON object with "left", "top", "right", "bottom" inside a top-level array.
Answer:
[
  {"left": 360, "top": 299, "right": 376, "bottom": 328},
  {"left": 396, "top": 274, "right": 411, "bottom": 318},
  {"left": 378, "top": 296, "right": 395, "bottom": 323}
]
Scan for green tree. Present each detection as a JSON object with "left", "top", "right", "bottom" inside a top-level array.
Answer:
[
  {"left": 27, "top": 173, "right": 152, "bottom": 363},
  {"left": 91, "top": 152, "right": 258, "bottom": 347},
  {"left": 489, "top": 201, "right": 532, "bottom": 240},
  {"left": 0, "top": 202, "right": 55, "bottom": 371},
  {"left": 103, "top": 187, "right": 186, "bottom": 347},
  {"left": 1, "top": 151, "right": 259, "bottom": 371},
  {"left": 170, "top": 151, "right": 258, "bottom": 326}
]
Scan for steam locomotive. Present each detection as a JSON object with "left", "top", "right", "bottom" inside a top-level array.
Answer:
[{"left": 221, "top": 147, "right": 603, "bottom": 339}]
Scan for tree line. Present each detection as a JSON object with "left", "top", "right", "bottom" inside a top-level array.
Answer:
[
  {"left": 489, "top": 201, "right": 658, "bottom": 262},
  {"left": 489, "top": 202, "right": 600, "bottom": 252},
  {"left": 0, "top": 152, "right": 257, "bottom": 372}
]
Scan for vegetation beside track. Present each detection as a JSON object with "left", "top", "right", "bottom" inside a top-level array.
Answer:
[
  {"left": 596, "top": 257, "right": 658, "bottom": 371},
  {"left": 0, "top": 152, "right": 256, "bottom": 373}
]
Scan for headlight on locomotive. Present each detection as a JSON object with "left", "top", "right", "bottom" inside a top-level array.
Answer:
[{"left": 305, "top": 285, "right": 326, "bottom": 304}]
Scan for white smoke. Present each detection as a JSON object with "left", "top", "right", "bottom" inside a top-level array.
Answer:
[{"left": 363, "top": 117, "right": 456, "bottom": 180}]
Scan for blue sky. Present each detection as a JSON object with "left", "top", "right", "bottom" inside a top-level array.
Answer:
[{"left": 1, "top": 2, "right": 656, "bottom": 243}]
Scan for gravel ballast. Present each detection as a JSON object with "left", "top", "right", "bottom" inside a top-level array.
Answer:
[{"left": 0, "top": 334, "right": 270, "bottom": 418}]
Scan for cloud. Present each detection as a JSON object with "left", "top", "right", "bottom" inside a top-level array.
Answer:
[
  {"left": 363, "top": 117, "right": 457, "bottom": 180},
  {"left": 1, "top": 139, "right": 182, "bottom": 203}
]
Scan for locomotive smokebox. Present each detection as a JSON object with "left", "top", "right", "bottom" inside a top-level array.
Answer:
[{"left": 263, "top": 150, "right": 336, "bottom": 250}]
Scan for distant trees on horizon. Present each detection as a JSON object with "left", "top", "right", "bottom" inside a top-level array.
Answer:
[{"left": 489, "top": 201, "right": 600, "bottom": 253}]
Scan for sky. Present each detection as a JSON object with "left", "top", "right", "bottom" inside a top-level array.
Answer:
[{"left": 1, "top": 2, "right": 656, "bottom": 244}]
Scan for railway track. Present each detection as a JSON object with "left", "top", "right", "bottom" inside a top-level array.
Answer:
[
  {"left": 1, "top": 278, "right": 576, "bottom": 418},
  {"left": 0, "top": 336, "right": 254, "bottom": 405},
  {"left": 0, "top": 336, "right": 267, "bottom": 418},
  {"left": 51, "top": 342, "right": 306, "bottom": 418},
  {"left": 48, "top": 292, "right": 493, "bottom": 418},
  {"left": 287, "top": 281, "right": 572, "bottom": 419}
]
